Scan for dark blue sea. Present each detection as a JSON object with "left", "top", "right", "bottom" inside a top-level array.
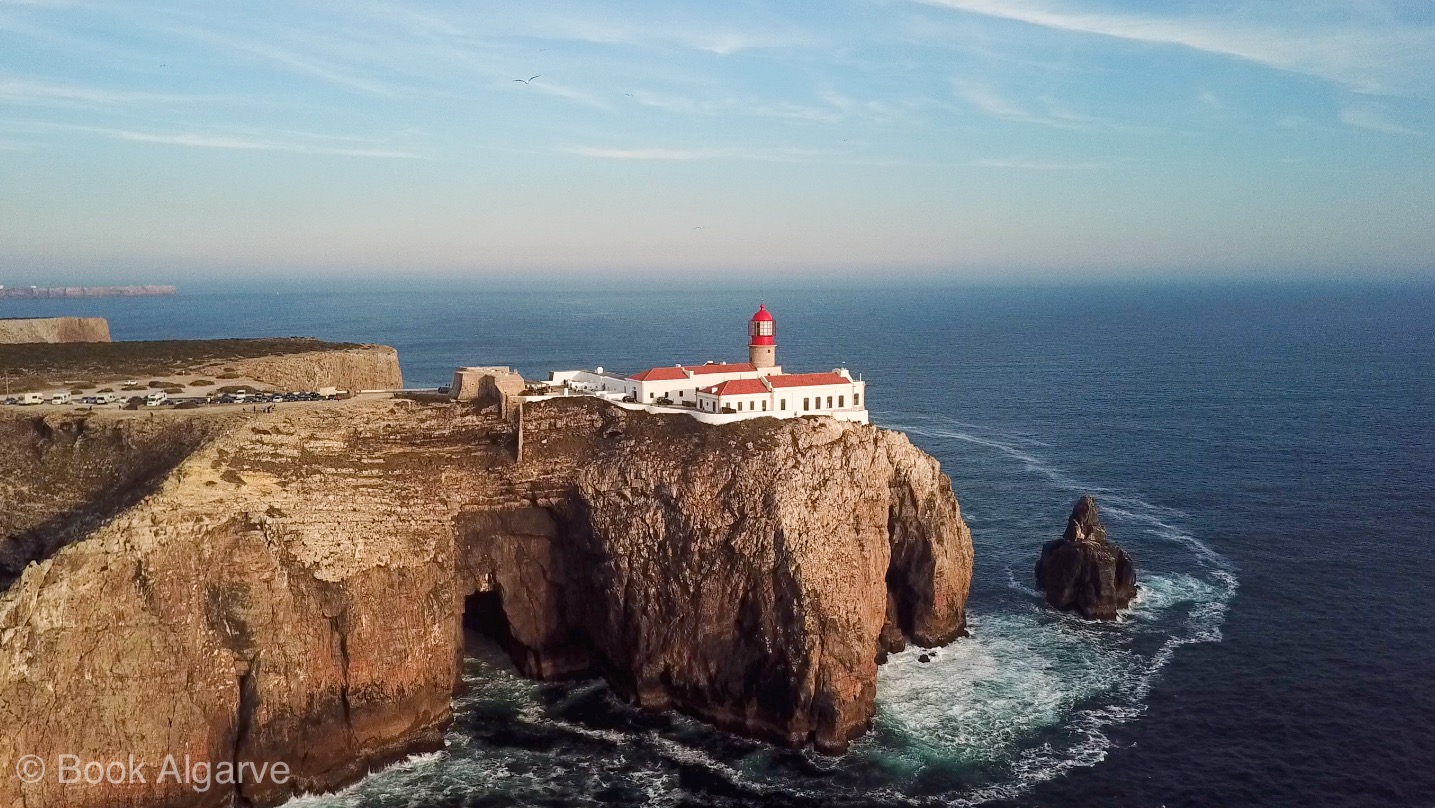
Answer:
[{"left": 5, "top": 279, "right": 1432, "bottom": 808}]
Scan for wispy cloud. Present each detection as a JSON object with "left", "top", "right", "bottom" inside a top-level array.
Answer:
[
  {"left": 563, "top": 145, "right": 825, "bottom": 162},
  {"left": 967, "top": 158, "right": 1105, "bottom": 169},
  {"left": 0, "top": 76, "right": 191, "bottom": 106},
  {"left": 516, "top": 79, "right": 611, "bottom": 109},
  {"left": 919, "top": 0, "right": 1435, "bottom": 95},
  {"left": 1339, "top": 106, "right": 1423, "bottom": 136},
  {"left": 23, "top": 122, "right": 425, "bottom": 158},
  {"left": 952, "top": 79, "right": 1115, "bottom": 130},
  {"left": 629, "top": 88, "right": 918, "bottom": 125},
  {"left": 160, "top": 24, "right": 405, "bottom": 97},
  {"left": 517, "top": 14, "right": 818, "bottom": 56}
]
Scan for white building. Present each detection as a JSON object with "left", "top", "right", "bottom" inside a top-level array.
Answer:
[
  {"left": 694, "top": 370, "right": 864, "bottom": 418},
  {"left": 540, "top": 305, "right": 868, "bottom": 424}
]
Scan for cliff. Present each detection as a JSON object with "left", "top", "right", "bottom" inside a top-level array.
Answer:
[
  {"left": 1, "top": 339, "right": 400, "bottom": 394},
  {"left": 0, "top": 316, "right": 111, "bottom": 343},
  {"left": 201, "top": 345, "right": 403, "bottom": 392},
  {"left": 0, "top": 285, "right": 176, "bottom": 300},
  {"left": 0, "top": 397, "right": 971, "bottom": 807},
  {"left": 0, "top": 412, "right": 236, "bottom": 589}
]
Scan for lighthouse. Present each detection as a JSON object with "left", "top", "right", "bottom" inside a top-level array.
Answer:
[{"left": 748, "top": 304, "right": 776, "bottom": 369}]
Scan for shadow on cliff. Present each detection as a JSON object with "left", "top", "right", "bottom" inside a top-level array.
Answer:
[
  {"left": 0, "top": 413, "right": 227, "bottom": 591},
  {"left": 454, "top": 397, "right": 974, "bottom": 756}
]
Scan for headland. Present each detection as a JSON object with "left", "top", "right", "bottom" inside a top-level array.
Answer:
[
  {"left": 0, "top": 333, "right": 972, "bottom": 808},
  {"left": 0, "top": 284, "right": 176, "bottom": 299}
]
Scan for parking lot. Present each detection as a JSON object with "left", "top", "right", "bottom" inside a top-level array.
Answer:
[{"left": 2, "top": 384, "right": 344, "bottom": 410}]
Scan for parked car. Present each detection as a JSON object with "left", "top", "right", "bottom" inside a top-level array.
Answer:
[
  {"left": 50, "top": 392, "right": 71, "bottom": 405},
  {"left": 18, "top": 393, "right": 43, "bottom": 405},
  {"left": 94, "top": 394, "right": 119, "bottom": 405},
  {"left": 145, "top": 391, "right": 168, "bottom": 406}
]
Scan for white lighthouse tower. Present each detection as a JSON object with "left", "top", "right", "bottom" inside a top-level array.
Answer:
[{"left": 748, "top": 304, "right": 776, "bottom": 369}]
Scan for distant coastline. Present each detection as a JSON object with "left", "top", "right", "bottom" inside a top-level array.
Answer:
[{"left": 0, "top": 285, "right": 176, "bottom": 300}]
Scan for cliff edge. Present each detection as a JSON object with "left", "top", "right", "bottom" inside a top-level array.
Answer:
[
  {"left": 0, "top": 316, "right": 111, "bottom": 343},
  {"left": 200, "top": 345, "right": 402, "bottom": 392},
  {"left": 0, "top": 396, "right": 971, "bottom": 807}
]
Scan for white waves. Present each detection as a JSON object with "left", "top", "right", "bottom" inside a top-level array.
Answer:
[{"left": 873, "top": 413, "right": 1238, "bottom": 803}]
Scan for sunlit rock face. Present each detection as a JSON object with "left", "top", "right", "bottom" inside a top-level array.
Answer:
[{"left": 0, "top": 394, "right": 972, "bottom": 807}]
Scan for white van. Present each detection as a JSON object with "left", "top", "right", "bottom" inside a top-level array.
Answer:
[
  {"left": 18, "top": 393, "right": 43, "bottom": 405},
  {"left": 49, "top": 392, "right": 71, "bottom": 405},
  {"left": 145, "top": 391, "right": 168, "bottom": 406},
  {"left": 94, "top": 394, "right": 119, "bottom": 405}
]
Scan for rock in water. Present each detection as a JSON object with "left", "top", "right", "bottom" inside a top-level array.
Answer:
[{"left": 1035, "top": 496, "right": 1137, "bottom": 620}]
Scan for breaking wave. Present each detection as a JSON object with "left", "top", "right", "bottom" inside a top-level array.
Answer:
[{"left": 287, "top": 415, "right": 1236, "bottom": 808}]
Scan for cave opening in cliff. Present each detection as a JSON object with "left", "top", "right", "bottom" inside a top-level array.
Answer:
[{"left": 462, "top": 589, "right": 518, "bottom": 656}]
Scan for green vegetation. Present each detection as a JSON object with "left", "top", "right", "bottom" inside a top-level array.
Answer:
[
  {"left": 190, "top": 379, "right": 215, "bottom": 386},
  {"left": 0, "top": 338, "right": 366, "bottom": 393}
]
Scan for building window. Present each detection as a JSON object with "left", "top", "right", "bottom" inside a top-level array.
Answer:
[
  {"left": 803, "top": 397, "right": 810, "bottom": 411},
  {"left": 839, "top": 395, "right": 844, "bottom": 408},
  {"left": 780, "top": 399, "right": 786, "bottom": 410},
  {"left": 854, "top": 393, "right": 860, "bottom": 406},
  {"left": 649, "top": 392, "right": 655, "bottom": 400},
  {"left": 762, "top": 401, "right": 767, "bottom": 411}
]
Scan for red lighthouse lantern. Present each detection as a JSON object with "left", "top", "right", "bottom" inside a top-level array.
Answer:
[{"left": 748, "top": 304, "right": 776, "bottom": 368}]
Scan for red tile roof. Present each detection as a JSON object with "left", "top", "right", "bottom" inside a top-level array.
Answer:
[
  {"left": 685, "top": 362, "right": 756, "bottom": 375},
  {"left": 766, "top": 372, "right": 850, "bottom": 388},
  {"left": 702, "top": 378, "right": 769, "bottom": 396},
  {"left": 627, "top": 366, "right": 688, "bottom": 381}
]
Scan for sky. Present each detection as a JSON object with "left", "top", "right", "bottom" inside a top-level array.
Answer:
[{"left": 1, "top": 0, "right": 1433, "bottom": 284}]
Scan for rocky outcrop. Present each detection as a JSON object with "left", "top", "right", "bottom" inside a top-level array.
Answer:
[
  {"left": 1035, "top": 496, "right": 1137, "bottom": 620},
  {"left": 202, "top": 345, "right": 402, "bottom": 392},
  {"left": 0, "top": 316, "right": 111, "bottom": 343},
  {"left": 519, "top": 401, "right": 972, "bottom": 753},
  {"left": 0, "top": 396, "right": 972, "bottom": 807}
]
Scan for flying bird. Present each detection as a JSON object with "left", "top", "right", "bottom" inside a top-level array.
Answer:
[{"left": 514, "top": 75, "right": 540, "bottom": 84}]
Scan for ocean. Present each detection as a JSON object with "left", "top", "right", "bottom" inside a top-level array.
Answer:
[{"left": 4, "top": 279, "right": 1432, "bottom": 807}]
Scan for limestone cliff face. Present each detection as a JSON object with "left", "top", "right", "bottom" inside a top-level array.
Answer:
[
  {"left": 202, "top": 345, "right": 402, "bottom": 392},
  {"left": 525, "top": 401, "right": 971, "bottom": 752},
  {"left": 0, "top": 316, "right": 111, "bottom": 343},
  {"left": 0, "top": 412, "right": 234, "bottom": 589},
  {"left": 0, "top": 396, "right": 971, "bottom": 807}
]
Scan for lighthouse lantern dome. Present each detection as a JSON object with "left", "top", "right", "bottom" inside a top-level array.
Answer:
[
  {"left": 747, "top": 304, "right": 777, "bottom": 369},
  {"left": 749, "top": 304, "right": 775, "bottom": 344}
]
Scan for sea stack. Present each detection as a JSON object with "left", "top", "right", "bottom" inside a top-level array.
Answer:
[{"left": 1035, "top": 496, "right": 1137, "bottom": 620}]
